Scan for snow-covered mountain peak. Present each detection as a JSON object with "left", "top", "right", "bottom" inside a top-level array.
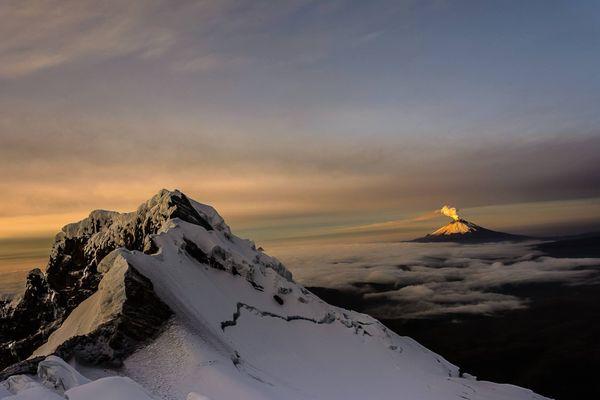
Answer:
[
  {"left": 1, "top": 191, "right": 548, "bottom": 400},
  {"left": 431, "top": 219, "right": 479, "bottom": 235},
  {"left": 59, "top": 189, "right": 228, "bottom": 242}
]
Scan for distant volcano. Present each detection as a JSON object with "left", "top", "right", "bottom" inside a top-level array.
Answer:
[{"left": 411, "top": 206, "right": 532, "bottom": 243}]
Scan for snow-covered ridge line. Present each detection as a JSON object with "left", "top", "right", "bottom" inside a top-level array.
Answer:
[
  {"left": 1, "top": 190, "right": 551, "bottom": 400},
  {"left": 219, "top": 301, "right": 378, "bottom": 339},
  {"left": 220, "top": 302, "right": 337, "bottom": 331}
]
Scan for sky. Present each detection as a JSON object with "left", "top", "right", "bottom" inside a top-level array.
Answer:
[{"left": 2, "top": 0, "right": 600, "bottom": 271}]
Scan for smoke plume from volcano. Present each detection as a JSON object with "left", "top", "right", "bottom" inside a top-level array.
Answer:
[{"left": 440, "top": 205, "right": 460, "bottom": 221}]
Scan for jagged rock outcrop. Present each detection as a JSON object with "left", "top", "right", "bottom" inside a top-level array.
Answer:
[
  {"left": 0, "top": 270, "right": 58, "bottom": 369},
  {"left": 46, "top": 189, "right": 215, "bottom": 309},
  {"left": 0, "top": 190, "right": 209, "bottom": 370}
]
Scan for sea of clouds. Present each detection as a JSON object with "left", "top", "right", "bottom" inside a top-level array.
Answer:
[{"left": 272, "top": 241, "right": 600, "bottom": 318}]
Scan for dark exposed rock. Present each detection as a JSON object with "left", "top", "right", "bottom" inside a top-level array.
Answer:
[
  {"left": 183, "top": 238, "right": 210, "bottom": 265},
  {"left": 278, "top": 287, "right": 293, "bottom": 295},
  {"left": 246, "top": 275, "right": 264, "bottom": 292},
  {"left": 143, "top": 237, "right": 160, "bottom": 255},
  {"left": 183, "top": 239, "right": 231, "bottom": 273},
  {"left": 534, "top": 234, "right": 600, "bottom": 258},
  {"left": 0, "top": 356, "right": 45, "bottom": 381},
  {"left": 169, "top": 192, "right": 214, "bottom": 231},
  {"left": 0, "top": 269, "right": 60, "bottom": 368},
  {"left": 273, "top": 295, "right": 284, "bottom": 305}
]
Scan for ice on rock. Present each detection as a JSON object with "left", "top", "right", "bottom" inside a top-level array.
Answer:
[
  {"left": 37, "top": 356, "right": 90, "bottom": 392},
  {"left": 1, "top": 356, "right": 154, "bottom": 400},
  {"left": 3, "top": 375, "right": 39, "bottom": 394},
  {"left": 0, "top": 375, "right": 63, "bottom": 400},
  {"left": 65, "top": 376, "right": 156, "bottom": 400}
]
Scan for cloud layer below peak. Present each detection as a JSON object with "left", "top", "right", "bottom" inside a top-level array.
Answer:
[{"left": 273, "top": 241, "right": 600, "bottom": 318}]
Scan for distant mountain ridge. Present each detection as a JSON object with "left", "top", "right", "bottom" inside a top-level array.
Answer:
[{"left": 534, "top": 232, "right": 600, "bottom": 258}]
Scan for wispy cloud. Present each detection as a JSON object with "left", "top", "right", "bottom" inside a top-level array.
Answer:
[
  {"left": 0, "top": 0, "right": 179, "bottom": 78},
  {"left": 333, "top": 211, "right": 440, "bottom": 234},
  {"left": 0, "top": 0, "right": 326, "bottom": 78}
]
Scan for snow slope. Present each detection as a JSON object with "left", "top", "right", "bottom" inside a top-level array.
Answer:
[
  {"left": 1, "top": 190, "right": 550, "bottom": 399},
  {"left": 0, "top": 356, "right": 155, "bottom": 400}
]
